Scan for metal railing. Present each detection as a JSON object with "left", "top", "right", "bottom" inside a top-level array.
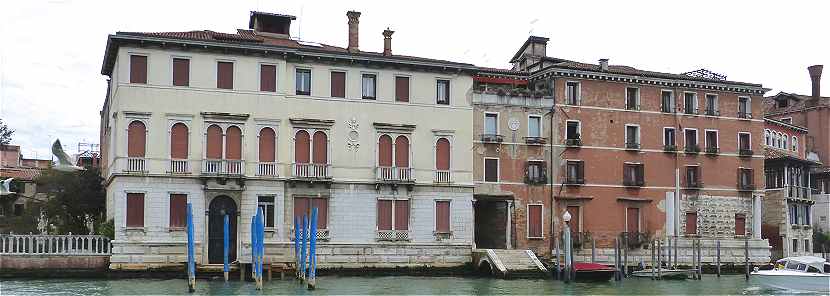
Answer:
[
  {"left": 705, "top": 146, "right": 720, "bottom": 154},
  {"left": 684, "top": 145, "right": 701, "bottom": 153},
  {"left": 125, "top": 157, "right": 145, "bottom": 172},
  {"left": 434, "top": 170, "right": 452, "bottom": 184},
  {"left": 565, "top": 138, "right": 582, "bottom": 147},
  {"left": 524, "top": 137, "right": 547, "bottom": 145},
  {"left": 376, "top": 166, "right": 414, "bottom": 182},
  {"left": 376, "top": 230, "right": 410, "bottom": 241},
  {"left": 0, "top": 234, "right": 110, "bottom": 255},
  {"left": 256, "top": 162, "right": 278, "bottom": 177},
  {"left": 738, "top": 149, "right": 754, "bottom": 156},
  {"left": 787, "top": 185, "right": 813, "bottom": 200},
  {"left": 738, "top": 111, "right": 752, "bottom": 119},
  {"left": 705, "top": 109, "right": 720, "bottom": 116},
  {"left": 625, "top": 142, "right": 641, "bottom": 150},
  {"left": 292, "top": 163, "right": 331, "bottom": 179},
  {"left": 480, "top": 134, "right": 504, "bottom": 143},
  {"left": 201, "top": 159, "right": 245, "bottom": 175},
  {"left": 170, "top": 159, "right": 188, "bottom": 174},
  {"left": 663, "top": 144, "right": 677, "bottom": 152}
]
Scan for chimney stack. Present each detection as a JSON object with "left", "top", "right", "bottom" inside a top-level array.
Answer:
[
  {"left": 347, "top": 11, "right": 361, "bottom": 53},
  {"left": 599, "top": 58, "right": 609, "bottom": 72},
  {"left": 808, "top": 65, "right": 823, "bottom": 99},
  {"left": 382, "top": 28, "right": 394, "bottom": 56}
]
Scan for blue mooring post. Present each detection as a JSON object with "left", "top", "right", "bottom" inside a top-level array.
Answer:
[
  {"left": 250, "top": 216, "right": 255, "bottom": 281},
  {"left": 186, "top": 203, "right": 195, "bottom": 293},
  {"left": 307, "top": 208, "right": 318, "bottom": 290},
  {"left": 294, "top": 217, "right": 300, "bottom": 279},
  {"left": 255, "top": 208, "right": 264, "bottom": 290},
  {"left": 300, "top": 215, "right": 309, "bottom": 282},
  {"left": 223, "top": 214, "right": 229, "bottom": 282}
]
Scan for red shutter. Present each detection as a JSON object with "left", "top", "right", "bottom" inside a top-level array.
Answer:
[
  {"left": 331, "top": 72, "right": 346, "bottom": 98},
  {"left": 170, "top": 123, "right": 188, "bottom": 159},
  {"left": 377, "top": 200, "right": 393, "bottom": 230},
  {"left": 312, "top": 131, "right": 327, "bottom": 164},
  {"left": 258, "top": 127, "right": 276, "bottom": 162},
  {"left": 394, "top": 136, "right": 409, "bottom": 167},
  {"left": 735, "top": 214, "right": 746, "bottom": 235},
  {"left": 130, "top": 55, "right": 147, "bottom": 84},
  {"left": 394, "top": 200, "right": 409, "bottom": 230},
  {"left": 312, "top": 198, "right": 328, "bottom": 229},
  {"left": 436, "top": 200, "right": 450, "bottom": 233},
  {"left": 528, "top": 205, "right": 543, "bottom": 238},
  {"left": 378, "top": 135, "right": 393, "bottom": 167},
  {"left": 294, "top": 131, "right": 310, "bottom": 163},
  {"left": 260, "top": 64, "right": 276, "bottom": 92},
  {"left": 206, "top": 125, "right": 223, "bottom": 159},
  {"left": 172, "top": 58, "right": 189, "bottom": 86},
  {"left": 685, "top": 212, "right": 697, "bottom": 234},
  {"left": 126, "top": 193, "right": 144, "bottom": 227},
  {"left": 225, "top": 126, "right": 242, "bottom": 160},
  {"left": 169, "top": 194, "right": 187, "bottom": 228},
  {"left": 436, "top": 138, "right": 450, "bottom": 170},
  {"left": 626, "top": 208, "right": 640, "bottom": 233},
  {"left": 127, "top": 121, "right": 146, "bottom": 157},
  {"left": 567, "top": 206, "right": 580, "bottom": 233},
  {"left": 217, "top": 61, "right": 234, "bottom": 89},
  {"left": 293, "top": 197, "right": 309, "bottom": 223},
  {"left": 395, "top": 76, "right": 410, "bottom": 102}
]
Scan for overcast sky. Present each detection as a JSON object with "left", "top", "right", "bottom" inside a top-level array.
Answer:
[{"left": 1, "top": 0, "right": 827, "bottom": 160}]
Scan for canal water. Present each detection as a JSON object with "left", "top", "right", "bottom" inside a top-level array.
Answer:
[{"left": 0, "top": 275, "right": 819, "bottom": 295}]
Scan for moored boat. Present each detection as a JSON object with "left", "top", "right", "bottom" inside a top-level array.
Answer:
[
  {"left": 751, "top": 256, "right": 830, "bottom": 293},
  {"left": 573, "top": 262, "right": 616, "bottom": 281}
]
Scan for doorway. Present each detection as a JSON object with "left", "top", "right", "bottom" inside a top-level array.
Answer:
[
  {"left": 474, "top": 199, "right": 508, "bottom": 249},
  {"left": 208, "top": 195, "right": 237, "bottom": 264}
]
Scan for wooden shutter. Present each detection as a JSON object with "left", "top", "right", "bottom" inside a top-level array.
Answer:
[
  {"left": 293, "top": 197, "right": 309, "bottom": 222},
  {"left": 126, "top": 193, "right": 144, "bottom": 227},
  {"left": 567, "top": 206, "right": 580, "bottom": 233},
  {"left": 206, "top": 125, "right": 223, "bottom": 159},
  {"left": 395, "top": 76, "right": 410, "bottom": 102},
  {"left": 377, "top": 200, "right": 393, "bottom": 230},
  {"left": 260, "top": 64, "right": 276, "bottom": 92},
  {"left": 378, "top": 135, "right": 393, "bottom": 167},
  {"left": 331, "top": 72, "right": 346, "bottom": 98},
  {"left": 294, "top": 130, "right": 310, "bottom": 163},
  {"left": 312, "top": 131, "right": 327, "bottom": 164},
  {"left": 623, "top": 164, "right": 632, "bottom": 184},
  {"left": 685, "top": 212, "right": 697, "bottom": 234},
  {"left": 735, "top": 214, "right": 746, "bottom": 235},
  {"left": 169, "top": 194, "right": 187, "bottom": 228},
  {"left": 258, "top": 127, "right": 276, "bottom": 162},
  {"left": 577, "top": 161, "right": 585, "bottom": 182},
  {"left": 225, "top": 126, "right": 242, "bottom": 160},
  {"left": 436, "top": 138, "right": 450, "bottom": 170},
  {"left": 394, "top": 200, "right": 409, "bottom": 230},
  {"left": 130, "top": 55, "right": 147, "bottom": 84},
  {"left": 636, "top": 164, "right": 645, "bottom": 185},
  {"left": 436, "top": 200, "right": 450, "bottom": 233},
  {"left": 626, "top": 208, "right": 639, "bottom": 233},
  {"left": 312, "top": 198, "right": 328, "bottom": 229},
  {"left": 170, "top": 123, "right": 188, "bottom": 159},
  {"left": 127, "top": 121, "right": 146, "bottom": 157},
  {"left": 528, "top": 204, "right": 543, "bottom": 238},
  {"left": 217, "top": 61, "right": 234, "bottom": 89},
  {"left": 172, "top": 58, "right": 189, "bottom": 86},
  {"left": 485, "top": 159, "right": 498, "bottom": 182},
  {"left": 395, "top": 136, "right": 409, "bottom": 167}
]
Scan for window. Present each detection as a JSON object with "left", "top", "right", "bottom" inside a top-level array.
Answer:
[
  {"left": 377, "top": 199, "right": 409, "bottom": 231},
  {"left": 170, "top": 123, "right": 189, "bottom": 161},
  {"left": 735, "top": 214, "right": 746, "bottom": 235},
  {"left": 625, "top": 87, "right": 639, "bottom": 110},
  {"left": 685, "top": 212, "right": 698, "bottom": 235},
  {"left": 260, "top": 64, "right": 277, "bottom": 92},
  {"left": 566, "top": 82, "right": 580, "bottom": 105},
  {"left": 792, "top": 136, "right": 798, "bottom": 152},
  {"left": 705, "top": 94, "right": 718, "bottom": 115},
  {"left": 127, "top": 120, "right": 146, "bottom": 158},
  {"left": 626, "top": 208, "right": 640, "bottom": 233},
  {"left": 789, "top": 204, "right": 798, "bottom": 225},
  {"left": 362, "top": 74, "right": 377, "bottom": 99},
  {"left": 312, "top": 131, "right": 328, "bottom": 165},
  {"left": 395, "top": 76, "right": 410, "bottom": 102},
  {"left": 566, "top": 160, "right": 585, "bottom": 184},
  {"left": 664, "top": 127, "right": 676, "bottom": 149},
  {"left": 217, "top": 61, "right": 234, "bottom": 89},
  {"left": 739, "top": 133, "right": 751, "bottom": 152},
  {"left": 436, "top": 79, "right": 450, "bottom": 105},
  {"left": 685, "top": 166, "right": 700, "bottom": 187},
  {"left": 623, "top": 163, "right": 644, "bottom": 186},
  {"left": 258, "top": 196, "right": 275, "bottom": 228},
  {"left": 169, "top": 194, "right": 187, "bottom": 228},
  {"left": 625, "top": 125, "right": 640, "bottom": 149},
  {"left": 259, "top": 127, "right": 276, "bottom": 163},
  {"left": 792, "top": 239, "right": 798, "bottom": 253},
  {"left": 435, "top": 138, "right": 451, "bottom": 171},
  {"left": 526, "top": 161, "right": 546, "bottom": 184},
  {"left": 172, "top": 58, "right": 190, "bottom": 86},
  {"left": 528, "top": 116, "right": 541, "bottom": 138},
  {"left": 296, "top": 68, "right": 312, "bottom": 95},
  {"left": 330, "top": 71, "right": 346, "bottom": 98},
  {"left": 527, "top": 204, "right": 543, "bottom": 238},
  {"left": 738, "top": 97, "right": 751, "bottom": 118},
  {"left": 206, "top": 125, "right": 223, "bottom": 159},
  {"left": 764, "top": 130, "right": 771, "bottom": 146},
  {"left": 777, "top": 99, "right": 789, "bottom": 108},
  {"left": 484, "top": 113, "right": 498, "bottom": 135},
  {"left": 783, "top": 135, "right": 788, "bottom": 150},
  {"left": 225, "top": 126, "right": 242, "bottom": 160},
  {"left": 804, "top": 239, "right": 810, "bottom": 252},
  {"left": 803, "top": 204, "right": 811, "bottom": 225},
  {"left": 435, "top": 200, "right": 451, "bottom": 233},
  {"left": 705, "top": 130, "right": 718, "bottom": 151},
  {"left": 684, "top": 92, "right": 697, "bottom": 114},
  {"left": 566, "top": 121, "right": 580, "bottom": 140},
  {"left": 378, "top": 135, "right": 393, "bottom": 167},
  {"left": 684, "top": 129, "right": 699, "bottom": 152},
  {"left": 661, "top": 90, "right": 675, "bottom": 113},
  {"left": 126, "top": 193, "right": 145, "bottom": 227},
  {"left": 130, "top": 55, "right": 147, "bottom": 84},
  {"left": 293, "top": 196, "right": 328, "bottom": 229},
  {"left": 739, "top": 168, "right": 754, "bottom": 189},
  {"left": 484, "top": 158, "right": 499, "bottom": 182},
  {"left": 395, "top": 136, "right": 410, "bottom": 168}
]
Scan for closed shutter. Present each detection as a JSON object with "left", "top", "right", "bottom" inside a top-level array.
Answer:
[
  {"left": 130, "top": 55, "right": 147, "bottom": 84},
  {"left": 311, "top": 198, "right": 328, "bottom": 229},
  {"left": 127, "top": 121, "right": 146, "bottom": 157},
  {"left": 577, "top": 161, "right": 585, "bottom": 182},
  {"left": 126, "top": 193, "right": 145, "bottom": 227},
  {"left": 293, "top": 197, "right": 309, "bottom": 223},
  {"left": 206, "top": 125, "right": 223, "bottom": 159},
  {"left": 395, "top": 76, "right": 410, "bottom": 102},
  {"left": 394, "top": 200, "right": 409, "bottom": 230},
  {"left": 377, "top": 200, "right": 393, "bottom": 230},
  {"left": 258, "top": 127, "right": 276, "bottom": 162},
  {"left": 294, "top": 131, "right": 310, "bottom": 163},
  {"left": 528, "top": 204, "right": 543, "bottom": 238},
  {"left": 225, "top": 126, "right": 242, "bottom": 160},
  {"left": 169, "top": 194, "right": 187, "bottom": 228},
  {"left": 395, "top": 136, "right": 409, "bottom": 167},
  {"left": 436, "top": 138, "right": 450, "bottom": 170},
  {"left": 312, "top": 131, "right": 327, "bottom": 164},
  {"left": 170, "top": 123, "right": 188, "bottom": 159},
  {"left": 735, "top": 214, "right": 746, "bottom": 235},
  {"left": 436, "top": 200, "right": 450, "bottom": 233},
  {"left": 172, "top": 58, "right": 189, "bottom": 86},
  {"left": 484, "top": 159, "right": 498, "bottom": 182},
  {"left": 260, "top": 64, "right": 276, "bottom": 92},
  {"left": 685, "top": 212, "right": 697, "bottom": 234},
  {"left": 626, "top": 208, "right": 640, "bottom": 233},
  {"left": 636, "top": 164, "right": 645, "bottom": 185},
  {"left": 378, "top": 135, "right": 393, "bottom": 167},
  {"left": 217, "top": 61, "right": 234, "bottom": 89},
  {"left": 567, "top": 206, "right": 580, "bottom": 233},
  {"left": 330, "top": 72, "right": 346, "bottom": 98}
]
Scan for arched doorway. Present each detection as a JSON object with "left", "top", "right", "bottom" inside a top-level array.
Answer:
[{"left": 208, "top": 195, "right": 237, "bottom": 264}]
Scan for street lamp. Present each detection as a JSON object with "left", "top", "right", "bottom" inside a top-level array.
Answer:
[
  {"left": 563, "top": 210, "right": 573, "bottom": 282},
  {"left": 563, "top": 210, "right": 572, "bottom": 224}
]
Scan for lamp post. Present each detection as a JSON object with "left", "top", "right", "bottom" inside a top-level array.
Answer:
[{"left": 563, "top": 210, "right": 572, "bottom": 283}]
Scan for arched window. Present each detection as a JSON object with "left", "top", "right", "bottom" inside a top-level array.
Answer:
[
  {"left": 170, "top": 123, "right": 188, "bottom": 159},
  {"left": 259, "top": 127, "right": 276, "bottom": 162},
  {"left": 764, "top": 130, "right": 770, "bottom": 146},
  {"left": 792, "top": 136, "right": 798, "bottom": 152},
  {"left": 776, "top": 133, "right": 782, "bottom": 148},
  {"left": 378, "top": 135, "right": 393, "bottom": 167},
  {"left": 312, "top": 131, "right": 328, "bottom": 164},
  {"left": 294, "top": 130, "right": 310, "bottom": 164},
  {"left": 206, "top": 124, "right": 223, "bottom": 159},
  {"left": 127, "top": 120, "right": 146, "bottom": 157},
  {"left": 783, "top": 134, "right": 788, "bottom": 150},
  {"left": 436, "top": 138, "right": 450, "bottom": 170},
  {"left": 225, "top": 126, "right": 242, "bottom": 160},
  {"left": 395, "top": 136, "right": 410, "bottom": 168}
]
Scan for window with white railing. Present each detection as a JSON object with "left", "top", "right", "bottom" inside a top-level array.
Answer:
[
  {"left": 202, "top": 123, "right": 246, "bottom": 175},
  {"left": 435, "top": 137, "right": 451, "bottom": 183},
  {"left": 292, "top": 129, "right": 330, "bottom": 179},
  {"left": 376, "top": 134, "right": 413, "bottom": 182},
  {"left": 257, "top": 127, "right": 277, "bottom": 176}
]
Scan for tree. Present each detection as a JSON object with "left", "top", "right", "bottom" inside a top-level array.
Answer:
[
  {"left": 36, "top": 168, "right": 105, "bottom": 234},
  {"left": 0, "top": 119, "right": 14, "bottom": 145}
]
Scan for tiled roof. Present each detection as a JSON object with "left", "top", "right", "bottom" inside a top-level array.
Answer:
[
  {"left": 0, "top": 167, "right": 43, "bottom": 181},
  {"left": 764, "top": 92, "right": 830, "bottom": 115},
  {"left": 764, "top": 147, "right": 821, "bottom": 165},
  {"left": 543, "top": 60, "right": 763, "bottom": 87},
  {"left": 475, "top": 67, "right": 527, "bottom": 76}
]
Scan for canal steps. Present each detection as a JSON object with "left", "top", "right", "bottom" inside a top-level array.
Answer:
[{"left": 474, "top": 249, "right": 548, "bottom": 278}]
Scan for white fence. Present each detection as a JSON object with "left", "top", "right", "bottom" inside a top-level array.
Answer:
[{"left": 0, "top": 234, "right": 111, "bottom": 255}]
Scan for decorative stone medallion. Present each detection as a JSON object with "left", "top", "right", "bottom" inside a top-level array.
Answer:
[{"left": 346, "top": 117, "right": 360, "bottom": 152}]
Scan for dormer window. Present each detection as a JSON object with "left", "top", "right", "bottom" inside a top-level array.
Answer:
[{"left": 777, "top": 99, "right": 789, "bottom": 108}]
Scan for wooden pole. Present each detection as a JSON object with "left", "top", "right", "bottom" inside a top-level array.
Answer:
[
  {"left": 300, "top": 215, "right": 308, "bottom": 282},
  {"left": 657, "top": 240, "right": 662, "bottom": 280},
  {"left": 223, "top": 215, "right": 229, "bottom": 282},
  {"left": 563, "top": 225, "right": 571, "bottom": 283},
  {"left": 667, "top": 236, "right": 672, "bottom": 269},
  {"left": 614, "top": 237, "right": 620, "bottom": 281},
  {"left": 294, "top": 217, "right": 300, "bottom": 279},
  {"left": 651, "top": 240, "right": 656, "bottom": 280},
  {"left": 744, "top": 237, "right": 750, "bottom": 281},
  {"left": 697, "top": 239, "right": 702, "bottom": 280},
  {"left": 186, "top": 203, "right": 196, "bottom": 293},
  {"left": 554, "top": 237, "right": 561, "bottom": 281},
  {"left": 307, "top": 208, "right": 319, "bottom": 290},
  {"left": 591, "top": 237, "right": 596, "bottom": 263},
  {"left": 623, "top": 234, "right": 628, "bottom": 278},
  {"left": 716, "top": 240, "right": 721, "bottom": 277}
]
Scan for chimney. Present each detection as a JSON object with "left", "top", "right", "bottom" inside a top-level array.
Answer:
[
  {"left": 808, "top": 65, "right": 823, "bottom": 99},
  {"left": 599, "top": 58, "right": 609, "bottom": 72},
  {"left": 347, "top": 11, "right": 361, "bottom": 53},
  {"left": 382, "top": 28, "right": 394, "bottom": 56}
]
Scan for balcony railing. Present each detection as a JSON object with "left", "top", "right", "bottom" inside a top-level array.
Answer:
[
  {"left": 787, "top": 185, "right": 813, "bottom": 200},
  {"left": 376, "top": 230, "right": 411, "bottom": 242},
  {"left": 1, "top": 234, "right": 111, "bottom": 255},
  {"left": 739, "top": 183, "right": 756, "bottom": 191},
  {"left": 480, "top": 134, "right": 504, "bottom": 143},
  {"left": 663, "top": 144, "right": 677, "bottom": 152},
  {"left": 376, "top": 166, "right": 414, "bottom": 183},
  {"left": 471, "top": 92, "right": 554, "bottom": 108},
  {"left": 434, "top": 170, "right": 452, "bottom": 184},
  {"left": 201, "top": 159, "right": 245, "bottom": 175},
  {"left": 704, "top": 109, "right": 720, "bottom": 116},
  {"left": 125, "top": 157, "right": 146, "bottom": 172},
  {"left": 738, "top": 149, "right": 754, "bottom": 157},
  {"left": 625, "top": 142, "right": 641, "bottom": 150},
  {"left": 705, "top": 146, "right": 720, "bottom": 154},
  {"left": 564, "top": 176, "right": 585, "bottom": 185},
  {"left": 524, "top": 137, "right": 547, "bottom": 145},
  {"left": 686, "top": 179, "right": 702, "bottom": 189},
  {"left": 684, "top": 145, "right": 700, "bottom": 154},
  {"left": 256, "top": 162, "right": 278, "bottom": 177},
  {"left": 625, "top": 104, "right": 640, "bottom": 111},
  {"left": 683, "top": 108, "right": 699, "bottom": 115},
  {"left": 170, "top": 159, "right": 188, "bottom": 174},
  {"left": 292, "top": 163, "right": 331, "bottom": 179},
  {"left": 623, "top": 178, "right": 644, "bottom": 187},
  {"left": 565, "top": 138, "right": 582, "bottom": 147},
  {"left": 738, "top": 111, "right": 752, "bottom": 119}
]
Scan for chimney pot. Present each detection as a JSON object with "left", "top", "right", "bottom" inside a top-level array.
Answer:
[
  {"left": 599, "top": 58, "right": 609, "bottom": 71},
  {"left": 347, "top": 11, "right": 362, "bottom": 53},
  {"left": 808, "top": 65, "right": 823, "bottom": 99},
  {"left": 382, "top": 28, "right": 394, "bottom": 56}
]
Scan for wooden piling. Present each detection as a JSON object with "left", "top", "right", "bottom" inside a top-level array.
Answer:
[
  {"left": 667, "top": 237, "right": 672, "bottom": 269},
  {"left": 673, "top": 236, "right": 678, "bottom": 269},
  {"left": 554, "top": 238, "right": 561, "bottom": 281},
  {"left": 613, "top": 237, "right": 619, "bottom": 281},
  {"left": 651, "top": 240, "right": 656, "bottom": 280},
  {"left": 697, "top": 240, "right": 702, "bottom": 280},
  {"left": 657, "top": 240, "right": 662, "bottom": 280},
  {"left": 591, "top": 237, "right": 596, "bottom": 263},
  {"left": 744, "top": 238, "right": 750, "bottom": 281},
  {"left": 623, "top": 234, "right": 628, "bottom": 278}
]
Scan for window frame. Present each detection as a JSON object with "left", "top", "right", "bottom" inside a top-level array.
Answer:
[
  {"left": 527, "top": 115, "right": 542, "bottom": 138},
  {"left": 704, "top": 93, "right": 719, "bottom": 115},
  {"left": 376, "top": 198, "right": 411, "bottom": 231},
  {"left": 171, "top": 56, "right": 191, "bottom": 87},
  {"left": 125, "top": 192, "right": 146, "bottom": 228},
  {"left": 566, "top": 120, "right": 581, "bottom": 140},
  {"left": 565, "top": 81, "right": 581, "bottom": 105},
  {"left": 525, "top": 160, "right": 547, "bottom": 184},
  {"left": 526, "top": 203, "right": 544, "bottom": 239},
  {"left": 361, "top": 72, "right": 378, "bottom": 100},
  {"left": 738, "top": 96, "right": 752, "bottom": 118},
  {"left": 683, "top": 91, "right": 698, "bottom": 115},
  {"left": 434, "top": 200, "right": 452, "bottom": 234},
  {"left": 215, "top": 60, "right": 235, "bottom": 90},
  {"left": 258, "top": 195, "right": 276, "bottom": 228},
  {"left": 295, "top": 67, "right": 312, "bottom": 96},
  {"left": 623, "top": 162, "right": 645, "bottom": 186},
  {"left": 436, "top": 79, "right": 451, "bottom": 105},
  {"left": 565, "top": 159, "right": 585, "bottom": 184},
  {"left": 625, "top": 87, "right": 640, "bottom": 110},
  {"left": 663, "top": 127, "right": 676, "bottom": 148},
  {"left": 661, "top": 90, "right": 675, "bottom": 113},
  {"left": 704, "top": 129, "right": 719, "bottom": 149},
  {"left": 129, "top": 54, "right": 148, "bottom": 84},
  {"left": 738, "top": 132, "right": 752, "bottom": 151},
  {"left": 258, "top": 62, "right": 278, "bottom": 92},
  {"left": 483, "top": 157, "right": 500, "bottom": 183},
  {"left": 624, "top": 124, "right": 640, "bottom": 147},
  {"left": 394, "top": 75, "right": 411, "bottom": 102},
  {"left": 685, "top": 165, "right": 701, "bottom": 187},
  {"left": 484, "top": 112, "right": 499, "bottom": 136},
  {"left": 168, "top": 193, "right": 188, "bottom": 229}
]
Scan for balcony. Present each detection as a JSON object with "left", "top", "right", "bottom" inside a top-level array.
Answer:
[
  {"left": 524, "top": 137, "right": 547, "bottom": 145},
  {"left": 434, "top": 170, "right": 452, "bottom": 184},
  {"left": 623, "top": 178, "right": 644, "bottom": 187},
  {"left": 291, "top": 228, "right": 330, "bottom": 241},
  {"left": 376, "top": 166, "right": 414, "bottom": 183},
  {"left": 684, "top": 145, "right": 701, "bottom": 154},
  {"left": 738, "top": 111, "right": 752, "bottom": 119},
  {"left": 738, "top": 183, "right": 756, "bottom": 191},
  {"left": 170, "top": 159, "right": 188, "bottom": 174},
  {"left": 565, "top": 138, "right": 582, "bottom": 147},
  {"left": 786, "top": 185, "right": 813, "bottom": 201},
  {"left": 683, "top": 108, "right": 699, "bottom": 115},
  {"left": 705, "top": 146, "right": 720, "bottom": 155},
  {"left": 686, "top": 180, "right": 703, "bottom": 189},
  {"left": 480, "top": 134, "right": 504, "bottom": 143},
  {"left": 291, "top": 163, "right": 331, "bottom": 179},
  {"left": 376, "top": 230, "right": 411, "bottom": 242},
  {"left": 625, "top": 142, "right": 641, "bottom": 150},
  {"left": 620, "top": 232, "right": 648, "bottom": 249},
  {"left": 663, "top": 144, "right": 677, "bottom": 152},
  {"left": 125, "top": 157, "right": 146, "bottom": 173},
  {"left": 564, "top": 176, "right": 584, "bottom": 186},
  {"left": 738, "top": 149, "right": 754, "bottom": 157},
  {"left": 471, "top": 91, "right": 554, "bottom": 108},
  {"left": 202, "top": 159, "right": 245, "bottom": 175},
  {"left": 256, "top": 162, "right": 278, "bottom": 177},
  {"left": 704, "top": 109, "right": 720, "bottom": 116}
]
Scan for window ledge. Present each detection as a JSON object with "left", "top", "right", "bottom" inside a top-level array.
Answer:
[
  {"left": 125, "top": 227, "right": 146, "bottom": 232},
  {"left": 527, "top": 236, "right": 545, "bottom": 240},
  {"left": 264, "top": 227, "right": 277, "bottom": 233},
  {"left": 168, "top": 227, "right": 186, "bottom": 232}
]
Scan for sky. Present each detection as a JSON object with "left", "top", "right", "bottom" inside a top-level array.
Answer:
[{"left": 1, "top": 0, "right": 828, "bottom": 160}]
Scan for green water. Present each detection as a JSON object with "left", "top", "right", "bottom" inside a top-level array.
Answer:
[{"left": 0, "top": 275, "right": 816, "bottom": 295}]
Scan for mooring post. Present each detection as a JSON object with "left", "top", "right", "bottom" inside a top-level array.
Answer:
[
  {"left": 300, "top": 215, "right": 308, "bottom": 282},
  {"left": 294, "top": 217, "right": 300, "bottom": 279},
  {"left": 716, "top": 240, "right": 721, "bottom": 277},
  {"left": 673, "top": 236, "right": 678, "bottom": 269},
  {"left": 650, "top": 240, "right": 656, "bottom": 280},
  {"left": 657, "top": 240, "right": 662, "bottom": 280},
  {"left": 744, "top": 237, "right": 750, "bottom": 281},
  {"left": 613, "top": 237, "right": 620, "bottom": 281},
  {"left": 591, "top": 237, "right": 596, "bottom": 263},
  {"left": 223, "top": 215, "right": 229, "bottom": 282},
  {"left": 251, "top": 216, "right": 256, "bottom": 280},
  {"left": 186, "top": 203, "right": 196, "bottom": 293},
  {"left": 563, "top": 225, "right": 571, "bottom": 283},
  {"left": 667, "top": 236, "right": 672, "bottom": 270},
  {"left": 697, "top": 239, "right": 702, "bottom": 280},
  {"left": 554, "top": 237, "right": 560, "bottom": 281},
  {"left": 254, "top": 209, "right": 263, "bottom": 290},
  {"left": 623, "top": 234, "right": 628, "bottom": 278},
  {"left": 307, "top": 208, "right": 318, "bottom": 290}
]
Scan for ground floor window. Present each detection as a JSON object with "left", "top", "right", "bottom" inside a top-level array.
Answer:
[
  {"left": 435, "top": 200, "right": 451, "bottom": 233},
  {"left": 792, "top": 239, "right": 798, "bottom": 252},
  {"left": 258, "top": 196, "right": 275, "bottom": 228},
  {"left": 527, "top": 204, "right": 543, "bottom": 239},
  {"left": 169, "top": 194, "right": 187, "bottom": 228},
  {"left": 685, "top": 212, "right": 697, "bottom": 235},
  {"left": 735, "top": 214, "right": 746, "bottom": 235},
  {"left": 804, "top": 239, "right": 810, "bottom": 252},
  {"left": 293, "top": 196, "right": 328, "bottom": 229},
  {"left": 126, "top": 193, "right": 145, "bottom": 227},
  {"left": 377, "top": 199, "right": 409, "bottom": 231},
  {"left": 13, "top": 204, "right": 23, "bottom": 216}
]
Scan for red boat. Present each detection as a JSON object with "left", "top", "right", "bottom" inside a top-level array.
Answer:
[{"left": 573, "top": 262, "right": 616, "bottom": 281}]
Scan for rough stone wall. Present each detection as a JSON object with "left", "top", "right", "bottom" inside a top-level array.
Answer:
[{"left": 680, "top": 194, "right": 754, "bottom": 238}]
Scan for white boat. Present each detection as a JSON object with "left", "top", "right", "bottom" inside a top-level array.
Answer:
[{"left": 751, "top": 256, "right": 830, "bottom": 293}]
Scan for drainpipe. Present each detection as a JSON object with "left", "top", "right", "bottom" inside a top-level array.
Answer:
[{"left": 548, "top": 78, "right": 557, "bottom": 254}]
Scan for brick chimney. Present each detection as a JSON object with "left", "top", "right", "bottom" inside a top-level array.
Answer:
[
  {"left": 599, "top": 58, "right": 609, "bottom": 72},
  {"left": 347, "top": 11, "right": 361, "bottom": 53},
  {"left": 382, "top": 28, "right": 394, "bottom": 56},
  {"left": 808, "top": 65, "right": 823, "bottom": 99}
]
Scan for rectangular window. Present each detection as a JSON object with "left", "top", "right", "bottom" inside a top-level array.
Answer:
[
  {"left": 169, "top": 194, "right": 187, "bottom": 228},
  {"left": 623, "top": 163, "right": 644, "bottom": 186},
  {"left": 789, "top": 204, "right": 798, "bottom": 225},
  {"left": 484, "top": 158, "right": 499, "bottom": 182},
  {"left": 661, "top": 90, "right": 675, "bottom": 113},
  {"left": 330, "top": 71, "right": 345, "bottom": 98},
  {"left": 526, "top": 161, "right": 546, "bottom": 184},
  {"left": 566, "top": 121, "right": 580, "bottom": 140},
  {"left": 664, "top": 128, "right": 676, "bottom": 148},
  {"left": 705, "top": 130, "right": 718, "bottom": 150},
  {"left": 376, "top": 199, "right": 409, "bottom": 231},
  {"left": 566, "top": 82, "right": 580, "bottom": 105},
  {"left": 528, "top": 116, "right": 541, "bottom": 138},
  {"left": 362, "top": 74, "right": 377, "bottom": 99},
  {"left": 566, "top": 160, "right": 585, "bottom": 184},
  {"left": 684, "top": 92, "right": 697, "bottom": 114},
  {"left": 217, "top": 61, "right": 234, "bottom": 89},
  {"left": 735, "top": 214, "right": 746, "bottom": 235},
  {"left": 805, "top": 239, "right": 810, "bottom": 252},
  {"left": 258, "top": 196, "right": 275, "bottom": 228},
  {"left": 792, "top": 239, "right": 798, "bottom": 252},
  {"left": 395, "top": 76, "right": 410, "bottom": 102},
  {"left": 484, "top": 113, "right": 498, "bottom": 135},
  {"left": 626, "top": 208, "right": 640, "bottom": 233},
  {"left": 686, "top": 166, "right": 700, "bottom": 187},
  {"left": 803, "top": 205, "right": 810, "bottom": 225},
  {"left": 260, "top": 64, "right": 277, "bottom": 92},
  {"left": 625, "top": 125, "right": 640, "bottom": 149},
  {"left": 685, "top": 129, "right": 699, "bottom": 152},
  {"left": 705, "top": 94, "right": 718, "bottom": 115},
  {"left": 625, "top": 87, "right": 639, "bottom": 110},
  {"left": 738, "top": 97, "right": 751, "bottom": 118},
  {"left": 293, "top": 196, "right": 328, "bottom": 229},
  {"left": 130, "top": 55, "right": 147, "bottom": 84},
  {"left": 126, "top": 193, "right": 145, "bottom": 228},
  {"left": 436, "top": 79, "right": 450, "bottom": 105},
  {"left": 739, "top": 168, "right": 754, "bottom": 189},
  {"left": 296, "top": 69, "right": 312, "bottom": 95},
  {"left": 527, "top": 204, "right": 543, "bottom": 238},
  {"left": 172, "top": 58, "right": 190, "bottom": 86},
  {"left": 739, "top": 133, "right": 751, "bottom": 151},
  {"left": 685, "top": 212, "right": 698, "bottom": 235},
  {"left": 435, "top": 200, "right": 451, "bottom": 233}
]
